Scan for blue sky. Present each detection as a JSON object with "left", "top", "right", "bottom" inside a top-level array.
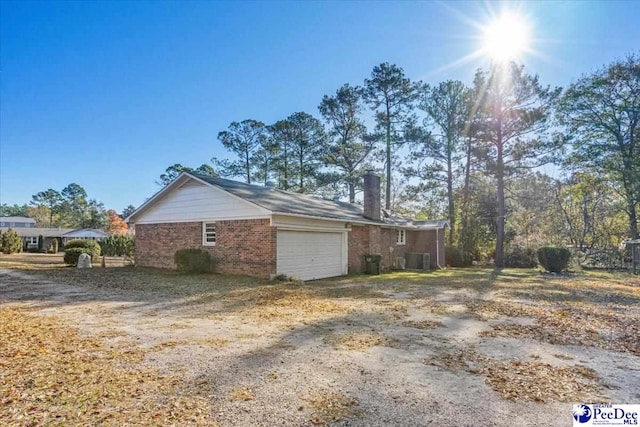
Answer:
[{"left": 1, "top": 0, "right": 638, "bottom": 212}]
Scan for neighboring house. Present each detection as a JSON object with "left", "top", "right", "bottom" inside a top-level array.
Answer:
[
  {"left": 127, "top": 172, "right": 448, "bottom": 281},
  {"left": 0, "top": 226, "right": 110, "bottom": 251},
  {"left": 0, "top": 216, "right": 36, "bottom": 228}
]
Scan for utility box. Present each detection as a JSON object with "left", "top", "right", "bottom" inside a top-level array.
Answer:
[
  {"left": 364, "top": 254, "right": 382, "bottom": 275},
  {"left": 405, "top": 252, "right": 431, "bottom": 270}
]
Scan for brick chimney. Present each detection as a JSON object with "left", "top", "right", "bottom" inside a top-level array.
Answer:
[{"left": 363, "top": 171, "right": 381, "bottom": 220}]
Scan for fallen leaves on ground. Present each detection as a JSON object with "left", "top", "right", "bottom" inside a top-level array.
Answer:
[
  {"left": 225, "top": 286, "right": 360, "bottom": 323},
  {"left": 424, "top": 347, "right": 604, "bottom": 402},
  {"left": 303, "top": 390, "right": 360, "bottom": 425},
  {"left": 472, "top": 299, "right": 640, "bottom": 356},
  {"left": 402, "top": 319, "right": 444, "bottom": 329},
  {"left": 324, "top": 331, "right": 391, "bottom": 351},
  {"left": 0, "top": 307, "right": 214, "bottom": 426},
  {"left": 228, "top": 387, "right": 254, "bottom": 402}
]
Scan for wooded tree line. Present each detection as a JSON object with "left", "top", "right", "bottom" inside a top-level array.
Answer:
[
  {"left": 167, "top": 54, "right": 636, "bottom": 265},
  {"left": 0, "top": 184, "right": 134, "bottom": 235}
]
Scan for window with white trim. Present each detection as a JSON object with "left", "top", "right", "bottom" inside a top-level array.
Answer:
[
  {"left": 396, "top": 229, "right": 406, "bottom": 245},
  {"left": 27, "top": 236, "right": 38, "bottom": 245},
  {"left": 203, "top": 222, "right": 216, "bottom": 245}
]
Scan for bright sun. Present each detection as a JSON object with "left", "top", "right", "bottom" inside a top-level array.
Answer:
[{"left": 482, "top": 12, "right": 531, "bottom": 62}]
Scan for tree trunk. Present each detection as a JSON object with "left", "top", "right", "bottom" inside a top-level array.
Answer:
[
  {"left": 349, "top": 181, "right": 355, "bottom": 204},
  {"left": 460, "top": 136, "right": 473, "bottom": 255},
  {"left": 447, "top": 149, "right": 455, "bottom": 245},
  {"left": 495, "top": 121, "right": 505, "bottom": 268},
  {"left": 245, "top": 151, "right": 251, "bottom": 184},
  {"left": 385, "top": 113, "right": 392, "bottom": 210},
  {"left": 628, "top": 199, "right": 639, "bottom": 239}
]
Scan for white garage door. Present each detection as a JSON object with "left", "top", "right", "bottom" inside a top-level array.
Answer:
[{"left": 277, "top": 230, "right": 346, "bottom": 281}]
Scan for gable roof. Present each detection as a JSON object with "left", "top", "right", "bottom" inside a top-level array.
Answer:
[{"left": 127, "top": 172, "right": 448, "bottom": 230}]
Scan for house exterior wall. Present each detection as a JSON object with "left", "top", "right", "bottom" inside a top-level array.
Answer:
[
  {"left": 135, "top": 219, "right": 277, "bottom": 278},
  {"left": 348, "top": 225, "right": 407, "bottom": 273},
  {"left": 407, "top": 229, "right": 444, "bottom": 269}
]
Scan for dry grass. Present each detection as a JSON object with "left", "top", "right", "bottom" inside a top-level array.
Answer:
[
  {"left": 303, "top": 390, "right": 360, "bottom": 425},
  {"left": 325, "top": 331, "right": 391, "bottom": 351},
  {"left": 0, "top": 307, "right": 214, "bottom": 426},
  {"left": 424, "top": 347, "right": 604, "bottom": 402},
  {"left": 0, "top": 253, "right": 127, "bottom": 270}
]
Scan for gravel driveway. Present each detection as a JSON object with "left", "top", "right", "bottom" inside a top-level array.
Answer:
[{"left": 1, "top": 266, "right": 639, "bottom": 426}]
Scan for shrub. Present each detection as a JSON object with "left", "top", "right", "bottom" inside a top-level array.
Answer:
[
  {"left": 64, "top": 248, "right": 93, "bottom": 266},
  {"left": 537, "top": 247, "right": 571, "bottom": 273},
  {"left": 445, "top": 245, "right": 473, "bottom": 267},
  {"left": 503, "top": 244, "right": 538, "bottom": 268},
  {"left": 99, "top": 235, "right": 135, "bottom": 257},
  {"left": 38, "top": 235, "right": 44, "bottom": 251},
  {"left": 1, "top": 228, "right": 23, "bottom": 254},
  {"left": 174, "top": 249, "right": 213, "bottom": 273},
  {"left": 64, "top": 239, "right": 101, "bottom": 259}
]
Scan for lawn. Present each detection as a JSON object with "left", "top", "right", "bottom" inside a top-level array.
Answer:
[{"left": 1, "top": 253, "right": 639, "bottom": 426}]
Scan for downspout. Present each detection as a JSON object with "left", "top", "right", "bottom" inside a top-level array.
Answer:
[{"left": 436, "top": 228, "right": 443, "bottom": 269}]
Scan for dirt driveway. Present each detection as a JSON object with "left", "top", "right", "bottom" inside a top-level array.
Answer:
[{"left": 1, "top": 260, "right": 639, "bottom": 426}]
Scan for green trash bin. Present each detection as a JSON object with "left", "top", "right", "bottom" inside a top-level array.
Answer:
[{"left": 364, "top": 254, "right": 382, "bottom": 275}]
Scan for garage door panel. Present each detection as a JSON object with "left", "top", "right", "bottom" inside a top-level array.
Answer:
[{"left": 277, "top": 231, "right": 345, "bottom": 281}]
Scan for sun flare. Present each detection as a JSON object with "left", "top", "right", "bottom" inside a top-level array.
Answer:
[{"left": 482, "top": 12, "right": 531, "bottom": 62}]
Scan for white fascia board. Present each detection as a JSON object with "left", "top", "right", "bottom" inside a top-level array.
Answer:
[
  {"left": 135, "top": 215, "right": 271, "bottom": 225},
  {"left": 271, "top": 212, "right": 379, "bottom": 227}
]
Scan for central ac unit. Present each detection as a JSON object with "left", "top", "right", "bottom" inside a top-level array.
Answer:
[{"left": 404, "top": 252, "right": 431, "bottom": 270}]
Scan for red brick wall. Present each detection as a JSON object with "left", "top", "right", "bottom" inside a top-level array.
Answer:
[
  {"left": 348, "top": 225, "right": 407, "bottom": 273},
  {"left": 348, "top": 225, "right": 370, "bottom": 273},
  {"left": 135, "top": 219, "right": 276, "bottom": 278},
  {"left": 407, "top": 229, "right": 443, "bottom": 269}
]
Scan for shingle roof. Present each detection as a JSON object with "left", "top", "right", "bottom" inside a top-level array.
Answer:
[
  {"left": 190, "top": 174, "right": 448, "bottom": 229},
  {"left": 0, "top": 216, "right": 36, "bottom": 223},
  {"left": 192, "top": 174, "right": 373, "bottom": 223},
  {"left": 0, "top": 227, "right": 75, "bottom": 237}
]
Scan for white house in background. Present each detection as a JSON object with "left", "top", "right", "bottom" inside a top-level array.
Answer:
[
  {"left": 0, "top": 216, "right": 36, "bottom": 228},
  {"left": 0, "top": 225, "right": 110, "bottom": 251}
]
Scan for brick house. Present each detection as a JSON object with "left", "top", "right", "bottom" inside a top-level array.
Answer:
[{"left": 127, "top": 172, "right": 448, "bottom": 280}]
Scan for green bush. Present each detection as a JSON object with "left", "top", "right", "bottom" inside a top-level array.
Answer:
[
  {"left": 99, "top": 235, "right": 135, "bottom": 257},
  {"left": 64, "top": 239, "right": 101, "bottom": 259},
  {"left": 1, "top": 228, "right": 23, "bottom": 254},
  {"left": 537, "top": 247, "right": 571, "bottom": 273},
  {"left": 64, "top": 248, "right": 94, "bottom": 266},
  {"left": 445, "top": 245, "right": 473, "bottom": 267},
  {"left": 174, "top": 249, "right": 213, "bottom": 273},
  {"left": 503, "top": 244, "right": 538, "bottom": 268}
]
